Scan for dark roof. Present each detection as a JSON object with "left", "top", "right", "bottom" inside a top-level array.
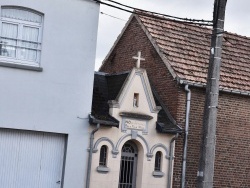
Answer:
[
  {"left": 152, "top": 87, "right": 182, "bottom": 134},
  {"left": 90, "top": 71, "right": 129, "bottom": 127},
  {"left": 90, "top": 71, "right": 182, "bottom": 134},
  {"left": 135, "top": 13, "right": 250, "bottom": 94},
  {"left": 106, "top": 72, "right": 130, "bottom": 100}
]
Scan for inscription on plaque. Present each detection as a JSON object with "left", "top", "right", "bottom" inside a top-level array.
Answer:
[{"left": 125, "top": 119, "right": 146, "bottom": 130}]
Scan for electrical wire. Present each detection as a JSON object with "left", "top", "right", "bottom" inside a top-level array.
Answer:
[
  {"left": 92, "top": 0, "right": 213, "bottom": 26},
  {"left": 104, "top": 0, "right": 212, "bottom": 23},
  {"left": 100, "top": 12, "right": 126, "bottom": 21}
]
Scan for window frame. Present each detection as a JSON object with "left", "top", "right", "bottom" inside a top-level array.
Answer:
[
  {"left": 0, "top": 6, "right": 43, "bottom": 69},
  {"left": 154, "top": 151, "right": 162, "bottom": 172},
  {"left": 99, "top": 145, "right": 108, "bottom": 167},
  {"left": 153, "top": 151, "right": 165, "bottom": 177},
  {"left": 133, "top": 93, "right": 139, "bottom": 107},
  {"left": 97, "top": 145, "right": 110, "bottom": 173}
]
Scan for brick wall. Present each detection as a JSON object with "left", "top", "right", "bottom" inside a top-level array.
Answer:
[
  {"left": 214, "top": 92, "right": 250, "bottom": 187},
  {"left": 101, "top": 17, "right": 181, "bottom": 120},
  {"left": 177, "top": 87, "right": 205, "bottom": 188},
  {"left": 100, "top": 16, "right": 250, "bottom": 188},
  {"left": 173, "top": 87, "right": 250, "bottom": 188}
]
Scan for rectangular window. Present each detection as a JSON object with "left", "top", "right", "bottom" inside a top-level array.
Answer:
[
  {"left": 133, "top": 93, "right": 139, "bottom": 107},
  {"left": 154, "top": 151, "right": 162, "bottom": 171},
  {"left": 99, "top": 145, "right": 108, "bottom": 166},
  {"left": 0, "top": 7, "right": 43, "bottom": 67}
]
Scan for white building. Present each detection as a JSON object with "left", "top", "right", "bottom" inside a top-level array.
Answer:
[
  {"left": 0, "top": 1, "right": 99, "bottom": 187},
  {"left": 88, "top": 58, "right": 181, "bottom": 188}
]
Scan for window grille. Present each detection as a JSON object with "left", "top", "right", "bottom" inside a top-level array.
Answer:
[
  {"left": 99, "top": 145, "right": 108, "bottom": 166},
  {"left": 154, "top": 151, "right": 162, "bottom": 171},
  {"left": 119, "top": 142, "right": 138, "bottom": 188}
]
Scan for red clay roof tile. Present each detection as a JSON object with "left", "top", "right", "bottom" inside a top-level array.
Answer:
[{"left": 137, "top": 13, "right": 250, "bottom": 93}]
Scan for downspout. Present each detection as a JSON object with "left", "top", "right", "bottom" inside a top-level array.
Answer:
[
  {"left": 167, "top": 133, "right": 179, "bottom": 188},
  {"left": 181, "top": 84, "right": 191, "bottom": 188},
  {"left": 86, "top": 123, "right": 100, "bottom": 188}
]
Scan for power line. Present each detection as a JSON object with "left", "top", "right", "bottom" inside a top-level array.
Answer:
[
  {"left": 100, "top": 11, "right": 220, "bottom": 42},
  {"left": 92, "top": 0, "right": 213, "bottom": 26},
  {"left": 100, "top": 10, "right": 219, "bottom": 42},
  {"left": 104, "top": 0, "right": 212, "bottom": 23},
  {"left": 101, "top": 12, "right": 126, "bottom": 21}
]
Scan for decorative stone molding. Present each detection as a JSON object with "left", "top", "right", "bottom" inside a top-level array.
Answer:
[
  {"left": 96, "top": 166, "right": 110, "bottom": 173},
  {"left": 149, "top": 143, "right": 170, "bottom": 159},
  {"left": 120, "top": 112, "right": 153, "bottom": 120},
  {"left": 112, "top": 133, "right": 151, "bottom": 160},
  {"left": 107, "top": 68, "right": 161, "bottom": 113},
  {"left": 92, "top": 137, "right": 115, "bottom": 153},
  {"left": 152, "top": 171, "right": 165, "bottom": 177},
  {"left": 108, "top": 100, "right": 119, "bottom": 108},
  {"left": 121, "top": 117, "right": 148, "bottom": 134}
]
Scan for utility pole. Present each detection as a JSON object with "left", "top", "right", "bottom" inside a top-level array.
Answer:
[{"left": 197, "top": 0, "right": 227, "bottom": 188}]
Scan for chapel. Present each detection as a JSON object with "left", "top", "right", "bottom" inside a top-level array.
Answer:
[{"left": 88, "top": 53, "right": 181, "bottom": 188}]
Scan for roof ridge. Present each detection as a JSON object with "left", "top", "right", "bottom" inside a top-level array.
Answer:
[
  {"left": 138, "top": 12, "right": 212, "bottom": 30},
  {"left": 138, "top": 11, "right": 250, "bottom": 40},
  {"left": 224, "top": 31, "right": 250, "bottom": 40}
]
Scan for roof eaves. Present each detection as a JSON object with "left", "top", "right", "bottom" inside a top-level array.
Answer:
[
  {"left": 156, "top": 122, "right": 182, "bottom": 134},
  {"left": 89, "top": 114, "right": 119, "bottom": 127},
  {"left": 94, "top": 71, "right": 107, "bottom": 76},
  {"left": 178, "top": 79, "right": 250, "bottom": 97}
]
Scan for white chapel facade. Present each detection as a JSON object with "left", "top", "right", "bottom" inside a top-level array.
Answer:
[{"left": 88, "top": 53, "right": 181, "bottom": 188}]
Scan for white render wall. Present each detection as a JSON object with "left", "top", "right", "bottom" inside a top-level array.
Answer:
[
  {"left": 89, "top": 69, "right": 175, "bottom": 188},
  {"left": 0, "top": 0, "right": 99, "bottom": 187}
]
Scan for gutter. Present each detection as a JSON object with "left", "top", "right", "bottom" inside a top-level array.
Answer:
[
  {"left": 89, "top": 114, "right": 119, "bottom": 127},
  {"left": 86, "top": 123, "right": 100, "bottom": 188},
  {"left": 156, "top": 122, "right": 182, "bottom": 134},
  {"left": 167, "top": 133, "right": 179, "bottom": 188},
  {"left": 181, "top": 85, "right": 191, "bottom": 188},
  {"left": 179, "top": 79, "right": 250, "bottom": 96}
]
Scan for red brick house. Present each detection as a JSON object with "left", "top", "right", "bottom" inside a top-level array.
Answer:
[{"left": 99, "top": 12, "right": 250, "bottom": 188}]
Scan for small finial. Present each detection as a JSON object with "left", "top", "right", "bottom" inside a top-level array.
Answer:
[{"left": 132, "top": 51, "right": 145, "bottom": 68}]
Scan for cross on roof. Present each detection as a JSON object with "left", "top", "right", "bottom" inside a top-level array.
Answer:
[{"left": 132, "top": 51, "right": 145, "bottom": 68}]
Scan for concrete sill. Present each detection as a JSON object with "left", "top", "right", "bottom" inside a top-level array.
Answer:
[
  {"left": 97, "top": 166, "right": 110, "bottom": 173},
  {"left": 152, "top": 171, "right": 165, "bottom": 177},
  {"left": 0, "top": 62, "right": 43, "bottom": 72}
]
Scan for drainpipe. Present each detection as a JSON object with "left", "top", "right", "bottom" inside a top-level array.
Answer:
[
  {"left": 167, "top": 133, "right": 179, "bottom": 188},
  {"left": 181, "top": 85, "right": 191, "bottom": 188},
  {"left": 86, "top": 123, "right": 100, "bottom": 188}
]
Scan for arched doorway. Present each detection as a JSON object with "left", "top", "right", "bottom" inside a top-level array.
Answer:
[{"left": 118, "top": 141, "right": 138, "bottom": 188}]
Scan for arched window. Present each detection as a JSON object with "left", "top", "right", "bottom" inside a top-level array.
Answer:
[
  {"left": 99, "top": 145, "right": 108, "bottom": 166},
  {"left": 0, "top": 6, "right": 43, "bottom": 66},
  {"left": 154, "top": 151, "right": 162, "bottom": 171}
]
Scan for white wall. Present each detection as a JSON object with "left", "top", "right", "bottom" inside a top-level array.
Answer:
[
  {"left": 0, "top": 0, "right": 99, "bottom": 187},
  {"left": 89, "top": 69, "right": 174, "bottom": 188}
]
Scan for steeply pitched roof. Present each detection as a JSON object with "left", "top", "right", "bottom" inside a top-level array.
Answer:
[
  {"left": 90, "top": 70, "right": 181, "bottom": 133},
  {"left": 90, "top": 71, "right": 129, "bottom": 127},
  {"left": 132, "top": 13, "right": 250, "bottom": 95},
  {"left": 152, "top": 88, "right": 182, "bottom": 134}
]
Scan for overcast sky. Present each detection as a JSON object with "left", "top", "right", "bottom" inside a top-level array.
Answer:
[{"left": 95, "top": 0, "right": 250, "bottom": 70}]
